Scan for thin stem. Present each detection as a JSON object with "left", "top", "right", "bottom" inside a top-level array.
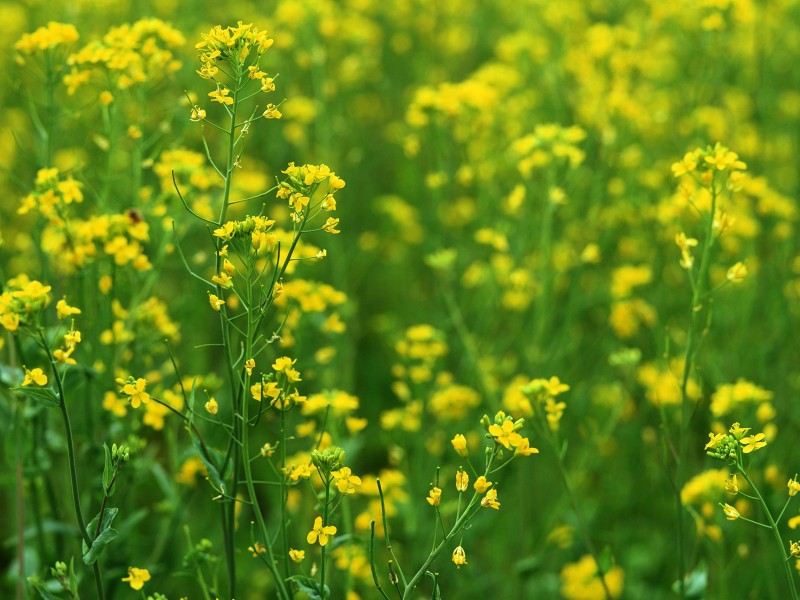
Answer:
[
  {"left": 39, "top": 330, "right": 105, "bottom": 600},
  {"left": 738, "top": 468, "right": 798, "bottom": 599}
]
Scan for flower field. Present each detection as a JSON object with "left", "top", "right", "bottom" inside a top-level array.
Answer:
[{"left": 2, "top": 1, "right": 800, "bottom": 599}]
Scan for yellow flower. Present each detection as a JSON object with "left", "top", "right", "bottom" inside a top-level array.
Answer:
[
  {"left": 452, "top": 546, "right": 468, "bottom": 567},
  {"left": 289, "top": 548, "right": 305, "bottom": 563},
  {"left": 474, "top": 476, "right": 492, "bottom": 494},
  {"left": 721, "top": 503, "right": 740, "bottom": 520},
  {"left": 724, "top": 475, "right": 739, "bottom": 495},
  {"left": 704, "top": 432, "right": 726, "bottom": 450},
  {"left": 727, "top": 262, "right": 747, "bottom": 284},
  {"left": 481, "top": 488, "right": 500, "bottom": 510},
  {"left": 451, "top": 434, "right": 468, "bottom": 457},
  {"left": 426, "top": 486, "right": 442, "bottom": 506},
  {"left": 516, "top": 438, "right": 540, "bottom": 456},
  {"left": 740, "top": 432, "right": 767, "bottom": 454},
  {"left": 190, "top": 106, "right": 206, "bottom": 121},
  {"left": 209, "top": 87, "right": 234, "bottom": 105},
  {"left": 332, "top": 467, "right": 362, "bottom": 495},
  {"left": 789, "top": 478, "right": 800, "bottom": 497},
  {"left": 307, "top": 516, "right": 337, "bottom": 547},
  {"left": 121, "top": 567, "right": 151, "bottom": 591},
  {"left": 22, "top": 367, "right": 48, "bottom": 387},
  {"left": 245, "top": 358, "right": 255, "bottom": 376},
  {"left": 456, "top": 469, "right": 469, "bottom": 492},
  {"left": 56, "top": 298, "right": 81, "bottom": 320},
  {"left": 209, "top": 294, "right": 225, "bottom": 311},
  {"left": 488, "top": 420, "right": 523, "bottom": 450},
  {"left": 323, "top": 217, "right": 340, "bottom": 234},
  {"left": 263, "top": 104, "right": 282, "bottom": 119},
  {"left": 117, "top": 377, "right": 150, "bottom": 409},
  {"left": 205, "top": 397, "right": 218, "bottom": 415}
]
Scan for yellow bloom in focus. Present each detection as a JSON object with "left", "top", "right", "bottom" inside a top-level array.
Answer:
[
  {"left": 474, "top": 476, "right": 492, "bottom": 494},
  {"left": 22, "top": 367, "right": 48, "bottom": 387},
  {"left": 121, "top": 567, "right": 151, "bottom": 591},
  {"left": 209, "top": 294, "right": 225, "bottom": 311},
  {"left": 205, "top": 397, "right": 218, "bottom": 415},
  {"left": 721, "top": 503, "right": 740, "bottom": 520},
  {"left": 245, "top": 358, "right": 255, "bottom": 376},
  {"left": 789, "top": 478, "right": 800, "bottom": 497},
  {"left": 452, "top": 546, "right": 467, "bottom": 567},
  {"left": 117, "top": 377, "right": 150, "bottom": 409},
  {"left": 332, "top": 467, "right": 362, "bottom": 495},
  {"left": 323, "top": 217, "right": 340, "bottom": 234},
  {"left": 740, "top": 432, "right": 767, "bottom": 454},
  {"left": 56, "top": 298, "right": 81, "bottom": 320},
  {"left": 481, "top": 488, "right": 500, "bottom": 510},
  {"left": 489, "top": 420, "right": 523, "bottom": 450},
  {"left": 289, "top": 548, "right": 305, "bottom": 563},
  {"left": 190, "top": 106, "right": 206, "bottom": 121},
  {"left": 451, "top": 434, "right": 468, "bottom": 457},
  {"left": 307, "top": 516, "right": 336, "bottom": 547},
  {"left": 456, "top": 469, "right": 469, "bottom": 492},
  {"left": 209, "top": 87, "right": 234, "bottom": 105},
  {"left": 516, "top": 437, "right": 540, "bottom": 456},
  {"left": 704, "top": 432, "right": 726, "bottom": 450},
  {"left": 426, "top": 486, "right": 442, "bottom": 507}
]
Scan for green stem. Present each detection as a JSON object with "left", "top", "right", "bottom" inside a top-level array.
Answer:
[
  {"left": 675, "top": 180, "right": 718, "bottom": 597},
  {"left": 39, "top": 330, "right": 105, "bottom": 600},
  {"left": 738, "top": 468, "right": 798, "bottom": 599},
  {"left": 321, "top": 478, "right": 330, "bottom": 595}
]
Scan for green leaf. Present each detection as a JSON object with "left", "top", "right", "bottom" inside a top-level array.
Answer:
[
  {"left": 83, "top": 527, "right": 118, "bottom": 565},
  {"left": 287, "top": 575, "right": 329, "bottom": 599},
  {"left": 27, "top": 577, "right": 62, "bottom": 600},
  {"left": 596, "top": 546, "right": 612, "bottom": 575},
  {"left": 102, "top": 443, "right": 113, "bottom": 496},
  {"left": 82, "top": 507, "right": 119, "bottom": 565},
  {"left": 11, "top": 386, "right": 60, "bottom": 407}
]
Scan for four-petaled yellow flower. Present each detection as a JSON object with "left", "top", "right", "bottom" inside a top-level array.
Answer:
[
  {"left": 22, "top": 367, "right": 48, "bottom": 387},
  {"left": 307, "top": 516, "right": 336, "bottom": 547},
  {"left": 489, "top": 420, "right": 523, "bottom": 450},
  {"left": 121, "top": 566, "right": 151, "bottom": 590},
  {"left": 740, "top": 432, "right": 767, "bottom": 454},
  {"left": 289, "top": 548, "right": 305, "bottom": 563},
  {"left": 205, "top": 397, "right": 218, "bottom": 415},
  {"left": 452, "top": 545, "right": 468, "bottom": 567},
  {"left": 724, "top": 475, "right": 739, "bottom": 495},
  {"left": 117, "top": 377, "right": 150, "bottom": 409},
  {"left": 332, "top": 467, "right": 362, "bottom": 495},
  {"left": 209, "top": 87, "right": 234, "bottom": 105},
  {"left": 426, "top": 486, "right": 442, "bottom": 506}
]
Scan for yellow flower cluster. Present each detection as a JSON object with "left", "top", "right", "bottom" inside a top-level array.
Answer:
[
  {"left": 18, "top": 168, "right": 83, "bottom": 222},
  {"left": 195, "top": 22, "right": 274, "bottom": 77},
  {"left": 512, "top": 124, "right": 587, "bottom": 177},
  {"left": 0, "top": 275, "right": 52, "bottom": 332},
  {"left": 65, "top": 19, "right": 184, "bottom": 94},
  {"left": 14, "top": 21, "right": 78, "bottom": 57},
  {"left": 277, "top": 162, "right": 345, "bottom": 223}
]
